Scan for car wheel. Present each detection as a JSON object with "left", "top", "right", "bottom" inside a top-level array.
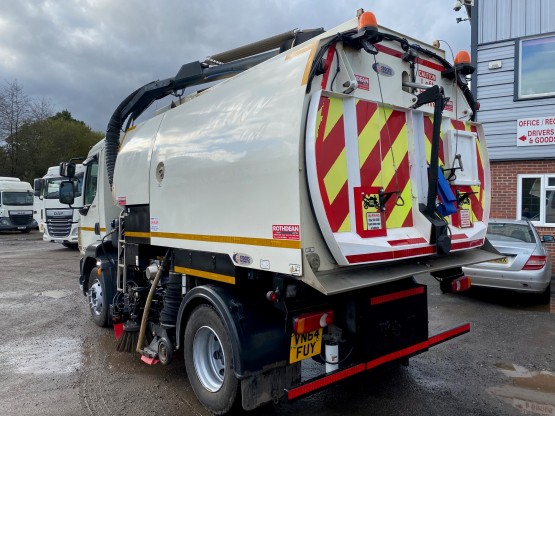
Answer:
[
  {"left": 88, "top": 268, "right": 109, "bottom": 327},
  {"left": 184, "top": 304, "right": 239, "bottom": 415}
]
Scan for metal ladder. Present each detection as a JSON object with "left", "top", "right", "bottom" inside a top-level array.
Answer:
[{"left": 116, "top": 212, "right": 126, "bottom": 293}]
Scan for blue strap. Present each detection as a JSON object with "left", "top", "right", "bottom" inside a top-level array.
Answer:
[{"left": 436, "top": 171, "right": 457, "bottom": 216}]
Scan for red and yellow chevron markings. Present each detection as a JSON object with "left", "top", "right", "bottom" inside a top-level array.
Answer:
[
  {"left": 314, "top": 95, "right": 350, "bottom": 232},
  {"left": 357, "top": 100, "right": 413, "bottom": 229},
  {"left": 450, "top": 119, "right": 485, "bottom": 226},
  {"left": 423, "top": 115, "right": 445, "bottom": 167}
]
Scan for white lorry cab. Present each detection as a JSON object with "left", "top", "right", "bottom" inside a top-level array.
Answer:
[
  {"left": 0, "top": 178, "right": 35, "bottom": 233},
  {"left": 35, "top": 165, "right": 84, "bottom": 247}
]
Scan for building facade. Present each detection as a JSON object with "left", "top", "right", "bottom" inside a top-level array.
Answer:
[{"left": 471, "top": 0, "right": 555, "bottom": 262}]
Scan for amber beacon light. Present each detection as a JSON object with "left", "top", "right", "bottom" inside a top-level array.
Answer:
[
  {"left": 358, "top": 10, "right": 378, "bottom": 32},
  {"left": 454, "top": 50, "right": 471, "bottom": 65}
]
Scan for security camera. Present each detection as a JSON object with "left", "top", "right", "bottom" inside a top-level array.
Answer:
[{"left": 453, "top": 0, "right": 474, "bottom": 11}]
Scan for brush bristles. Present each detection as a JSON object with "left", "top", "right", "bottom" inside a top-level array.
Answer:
[{"left": 116, "top": 330, "right": 139, "bottom": 353}]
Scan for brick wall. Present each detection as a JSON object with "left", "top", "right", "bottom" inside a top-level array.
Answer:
[{"left": 490, "top": 160, "right": 555, "bottom": 266}]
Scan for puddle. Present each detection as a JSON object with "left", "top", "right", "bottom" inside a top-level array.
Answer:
[
  {"left": 34, "top": 290, "right": 73, "bottom": 299},
  {"left": 489, "top": 363, "right": 555, "bottom": 415}
]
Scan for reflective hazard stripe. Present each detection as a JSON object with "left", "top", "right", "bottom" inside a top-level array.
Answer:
[
  {"left": 315, "top": 96, "right": 350, "bottom": 232},
  {"left": 423, "top": 115, "right": 445, "bottom": 167},
  {"left": 357, "top": 101, "right": 413, "bottom": 229}
]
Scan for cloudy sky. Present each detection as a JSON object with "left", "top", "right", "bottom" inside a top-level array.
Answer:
[{"left": 1, "top": 0, "right": 471, "bottom": 133}]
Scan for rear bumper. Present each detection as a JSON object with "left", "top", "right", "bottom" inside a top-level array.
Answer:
[
  {"left": 286, "top": 323, "right": 470, "bottom": 400},
  {"left": 462, "top": 266, "right": 551, "bottom": 294}
]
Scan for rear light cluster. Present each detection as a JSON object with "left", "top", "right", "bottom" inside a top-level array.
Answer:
[
  {"left": 293, "top": 311, "right": 334, "bottom": 334},
  {"left": 522, "top": 255, "right": 546, "bottom": 271},
  {"left": 450, "top": 276, "right": 472, "bottom": 292}
]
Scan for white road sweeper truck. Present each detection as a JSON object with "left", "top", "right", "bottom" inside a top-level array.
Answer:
[{"left": 59, "top": 10, "right": 495, "bottom": 413}]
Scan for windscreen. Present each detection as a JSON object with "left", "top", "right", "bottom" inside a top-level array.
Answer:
[
  {"left": 2, "top": 191, "right": 34, "bottom": 206},
  {"left": 487, "top": 223, "right": 535, "bottom": 243},
  {"left": 44, "top": 177, "right": 83, "bottom": 199}
]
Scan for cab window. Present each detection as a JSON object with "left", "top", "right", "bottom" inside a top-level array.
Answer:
[{"left": 83, "top": 159, "right": 99, "bottom": 206}]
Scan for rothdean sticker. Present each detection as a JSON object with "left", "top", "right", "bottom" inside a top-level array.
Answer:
[
  {"left": 272, "top": 224, "right": 300, "bottom": 241},
  {"left": 355, "top": 74, "right": 370, "bottom": 91}
]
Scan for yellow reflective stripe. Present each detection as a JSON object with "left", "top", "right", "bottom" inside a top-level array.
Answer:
[
  {"left": 324, "top": 149, "right": 348, "bottom": 205},
  {"left": 357, "top": 105, "right": 380, "bottom": 167},
  {"left": 125, "top": 231, "right": 300, "bottom": 249},
  {"left": 174, "top": 266, "right": 235, "bottom": 285},
  {"left": 79, "top": 226, "right": 106, "bottom": 232},
  {"left": 324, "top": 97, "right": 344, "bottom": 140},
  {"left": 301, "top": 42, "right": 319, "bottom": 86},
  {"left": 125, "top": 231, "right": 151, "bottom": 238}
]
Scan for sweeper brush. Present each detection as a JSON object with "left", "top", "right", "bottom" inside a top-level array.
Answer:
[{"left": 115, "top": 320, "right": 140, "bottom": 352}]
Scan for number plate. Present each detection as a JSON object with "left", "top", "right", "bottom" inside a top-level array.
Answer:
[
  {"left": 491, "top": 257, "right": 508, "bottom": 264},
  {"left": 290, "top": 329, "right": 323, "bottom": 363}
]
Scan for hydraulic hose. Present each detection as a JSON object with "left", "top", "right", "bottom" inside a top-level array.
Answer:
[{"left": 136, "top": 249, "right": 171, "bottom": 354}]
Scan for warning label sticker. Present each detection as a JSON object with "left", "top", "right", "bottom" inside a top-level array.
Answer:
[
  {"left": 459, "top": 209, "right": 471, "bottom": 228},
  {"left": 366, "top": 212, "right": 383, "bottom": 230},
  {"left": 272, "top": 224, "right": 300, "bottom": 241},
  {"left": 150, "top": 217, "right": 160, "bottom": 232}
]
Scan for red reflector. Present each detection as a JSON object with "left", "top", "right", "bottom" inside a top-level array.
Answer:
[
  {"left": 451, "top": 276, "right": 472, "bottom": 293},
  {"left": 293, "top": 311, "right": 334, "bottom": 334},
  {"left": 522, "top": 255, "right": 546, "bottom": 270},
  {"left": 370, "top": 286, "right": 425, "bottom": 305}
]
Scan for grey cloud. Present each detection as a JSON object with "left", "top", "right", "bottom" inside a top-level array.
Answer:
[{"left": 1, "top": 0, "right": 470, "bottom": 133}]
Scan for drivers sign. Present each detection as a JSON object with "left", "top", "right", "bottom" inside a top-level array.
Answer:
[{"left": 517, "top": 117, "right": 555, "bottom": 146}]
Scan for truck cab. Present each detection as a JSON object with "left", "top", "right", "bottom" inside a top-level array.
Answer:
[
  {"left": 0, "top": 178, "right": 35, "bottom": 233},
  {"left": 37, "top": 165, "right": 84, "bottom": 247}
]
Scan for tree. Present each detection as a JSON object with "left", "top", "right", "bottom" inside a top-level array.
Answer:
[
  {"left": 0, "top": 80, "right": 31, "bottom": 175},
  {"left": 15, "top": 113, "right": 104, "bottom": 182},
  {"left": 0, "top": 81, "right": 103, "bottom": 181}
]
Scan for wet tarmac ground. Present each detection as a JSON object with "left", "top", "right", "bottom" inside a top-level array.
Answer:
[{"left": 1, "top": 231, "right": 553, "bottom": 416}]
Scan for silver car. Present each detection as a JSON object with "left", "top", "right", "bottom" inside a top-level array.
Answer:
[{"left": 462, "top": 219, "right": 553, "bottom": 303}]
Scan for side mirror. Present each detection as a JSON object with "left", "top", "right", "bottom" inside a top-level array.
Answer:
[
  {"left": 60, "top": 162, "right": 76, "bottom": 179},
  {"left": 59, "top": 181, "right": 75, "bottom": 205},
  {"left": 541, "top": 235, "right": 555, "bottom": 243},
  {"left": 34, "top": 178, "right": 45, "bottom": 197}
]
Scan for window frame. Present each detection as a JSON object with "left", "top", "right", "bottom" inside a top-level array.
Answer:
[
  {"left": 517, "top": 174, "right": 555, "bottom": 226},
  {"left": 515, "top": 32, "right": 555, "bottom": 101}
]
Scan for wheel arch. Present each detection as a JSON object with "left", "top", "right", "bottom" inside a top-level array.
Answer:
[
  {"left": 80, "top": 241, "right": 118, "bottom": 312},
  {"left": 176, "top": 285, "right": 243, "bottom": 379},
  {"left": 176, "top": 284, "right": 291, "bottom": 380}
]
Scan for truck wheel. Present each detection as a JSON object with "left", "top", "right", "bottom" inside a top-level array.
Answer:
[
  {"left": 184, "top": 304, "right": 239, "bottom": 415},
  {"left": 87, "top": 268, "right": 109, "bottom": 327}
]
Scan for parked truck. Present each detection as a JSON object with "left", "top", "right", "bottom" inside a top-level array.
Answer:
[
  {"left": 34, "top": 165, "right": 84, "bottom": 247},
  {"left": 0, "top": 177, "right": 35, "bottom": 233},
  {"left": 59, "top": 10, "right": 495, "bottom": 413}
]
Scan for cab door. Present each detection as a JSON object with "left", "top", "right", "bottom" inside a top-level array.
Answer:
[{"left": 78, "top": 155, "right": 101, "bottom": 253}]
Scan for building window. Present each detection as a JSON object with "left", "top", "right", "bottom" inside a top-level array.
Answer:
[
  {"left": 518, "top": 175, "right": 555, "bottom": 225},
  {"left": 517, "top": 34, "right": 555, "bottom": 99}
]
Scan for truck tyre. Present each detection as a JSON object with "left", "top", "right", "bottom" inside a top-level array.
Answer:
[
  {"left": 87, "top": 268, "right": 109, "bottom": 327},
  {"left": 184, "top": 304, "right": 239, "bottom": 415}
]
